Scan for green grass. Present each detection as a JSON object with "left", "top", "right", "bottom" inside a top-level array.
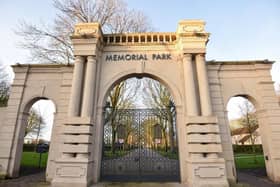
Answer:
[
  {"left": 234, "top": 154, "right": 265, "bottom": 169},
  {"left": 21, "top": 152, "right": 48, "bottom": 168},
  {"left": 157, "top": 150, "right": 178, "bottom": 159},
  {"left": 104, "top": 150, "right": 130, "bottom": 159},
  {"left": 20, "top": 151, "right": 264, "bottom": 169}
]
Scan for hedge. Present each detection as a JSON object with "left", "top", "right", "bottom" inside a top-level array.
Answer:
[
  {"left": 23, "top": 144, "right": 49, "bottom": 152},
  {"left": 233, "top": 144, "right": 263, "bottom": 154},
  {"left": 23, "top": 144, "right": 37, "bottom": 152}
]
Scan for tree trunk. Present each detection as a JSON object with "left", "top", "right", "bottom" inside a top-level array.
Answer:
[
  {"left": 162, "top": 129, "right": 168, "bottom": 152},
  {"left": 168, "top": 113, "right": 175, "bottom": 153},
  {"left": 111, "top": 129, "right": 116, "bottom": 154},
  {"left": 250, "top": 134, "right": 257, "bottom": 163}
]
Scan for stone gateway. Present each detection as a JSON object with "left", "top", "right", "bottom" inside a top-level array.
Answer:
[{"left": 0, "top": 20, "right": 280, "bottom": 187}]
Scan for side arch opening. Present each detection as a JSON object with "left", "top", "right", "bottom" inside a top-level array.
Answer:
[
  {"left": 15, "top": 97, "right": 56, "bottom": 180},
  {"left": 226, "top": 95, "right": 267, "bottom": 181}
]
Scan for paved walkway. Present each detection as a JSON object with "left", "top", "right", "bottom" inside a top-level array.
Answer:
[
  {"left": 0, "top": 172, "right": 47, "bottom": 187},
  {"left": 1, "top": 168, "right": 280, "bottom": 187},
  {"left": 237, "top": 169, "right": 280, "bottom": 187},
  {"left": 101, "top": 148, "right": 179, "bottom": 181}
]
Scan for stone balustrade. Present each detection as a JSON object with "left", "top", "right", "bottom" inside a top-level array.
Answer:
[{"left": 103, "top": 33, "right": 177, "bottom": 45}]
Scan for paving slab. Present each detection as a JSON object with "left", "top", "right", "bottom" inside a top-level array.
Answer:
[{"left": 1, "top": 168, "right": 280, "bottom": 187}]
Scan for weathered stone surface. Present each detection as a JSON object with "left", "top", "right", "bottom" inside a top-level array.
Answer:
[{"left": 0, "top": 20, "right": 279, "bottom": 187}]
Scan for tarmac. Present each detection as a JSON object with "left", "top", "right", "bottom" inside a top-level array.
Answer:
[{"left": 0, "top": 168, "right": 279, "bottom": 187}]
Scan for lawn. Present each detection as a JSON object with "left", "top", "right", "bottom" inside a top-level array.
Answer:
[
  {"left": 157, "top": 150, "right": 179, "bottom": 159},
  {"left": 234, "top": 154, "right": 265, "bottom": 169},
  {"left": 20, "top": 151, "right": 264, "bottom": 169},
  {"left": 21, "top": 152, "right": 48, "bottom": 168},
  {"left": 104, "top": 150, "right": 130, "bottom": 159}
]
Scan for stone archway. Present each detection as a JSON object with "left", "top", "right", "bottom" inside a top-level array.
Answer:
[
  {"left": 226, "top": 94, "right": 275, "bottom": 181},
  {"left": 214, "top": 61, "right": 280, "bottom": 183},
  {"left": 6, "top": 97, "right": 56, "bottom": 178},
  {"left": 97, "top": 75, "right": 183, "bottom": 182},
  {"left": 50, "top": 20, "right": 229, "bottom": 187},
  {"left": 1, "top": 20, "right": 280, "bottom": 187}
]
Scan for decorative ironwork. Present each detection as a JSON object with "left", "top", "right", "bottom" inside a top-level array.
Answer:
[{"left": 101, "top": 108, "right": 180, "bottom": 182}]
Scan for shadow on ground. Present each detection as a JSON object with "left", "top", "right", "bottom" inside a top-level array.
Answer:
[
  {"left": 0, "top": 166, "right": 48, "bottom": 187},
  {"left": 236, "top": 168, "right": 280, "bottom": 187},
  {"left": 1, "top": 167, "right": 280, "bottom": 187}
]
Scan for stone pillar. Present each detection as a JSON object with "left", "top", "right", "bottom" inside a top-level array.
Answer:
[
  {"left": 81, "top": 56, "right": 97, "bottom": 117},
  {"left": 195, "top": 54, "right": 217, "bottom": 159},
  {"left": 182, "top": 53, "right": 200, "bottom": 183},
  {"left": 183, "top": 54, "right": 199, "bottom": 116},
  {"left": 68, "top": 56, "right": 85, "bottom": 116},
  {"left": 196, "top": 53, "right": 223, "bottom": 159},
  {"left": 76, "top": 56, "right": 97, "bottom": 160},
  {"left": 177, "top": 20, "right": 228, "bottom": 187},
  {"left": 195, "top": 54, "right": 212, "bottom": 116},
  {"left": 52, "top": 23, "right": 102, "bottom": 187}
]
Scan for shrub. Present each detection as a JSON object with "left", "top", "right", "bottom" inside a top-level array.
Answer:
[{"left": 233, "top": 144, "right": 263, "bottom": 154}]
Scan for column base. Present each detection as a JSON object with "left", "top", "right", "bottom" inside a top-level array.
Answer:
[
  {"left": 51, "top": 159, "right": 94, "bottom": 187},
  {"left": 186, "top": 158, "right": 229, "bottom": 187}
]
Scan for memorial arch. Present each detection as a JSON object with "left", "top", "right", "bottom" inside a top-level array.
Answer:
[
  {"left": 0, "top": 20, "right": 280, "bottom": 187},
  {"left": 100, "top": 75, "right": 181, "bottom": 182}
]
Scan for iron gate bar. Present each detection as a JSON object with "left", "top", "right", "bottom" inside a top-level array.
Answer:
[{"left": 101, "top": 108, "right": 180, "bottom": 182}]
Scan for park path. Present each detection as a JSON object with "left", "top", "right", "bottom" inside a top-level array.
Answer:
[
  {"left": 121, "top": 148, "right": 172, "bottom": 160},
  {"left": 1, "top": 169, "right": 280, "bottom": 187},
  {"left": 101, "top": 148, "right": 180, "bottom": 181},
  {"left": 237, "top": 168, "right": 280, "bottom": 187},
  {"left": 0, "top": 171, "right": 47, "bottom": 187}
]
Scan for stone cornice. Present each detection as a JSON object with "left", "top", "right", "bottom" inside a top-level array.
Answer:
[
  {"left": 207, "top": 60, "right": 274, "bottom": 65},
  {"left": 12, "top": 64, "right": 74, "bottom": 68},
  {"left": 12, "top": 59, "right": 274, "bottom": 69}
]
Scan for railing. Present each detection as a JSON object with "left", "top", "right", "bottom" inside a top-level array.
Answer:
[{"left": 103, "top": 33, "right": 177, "bottom": 45}]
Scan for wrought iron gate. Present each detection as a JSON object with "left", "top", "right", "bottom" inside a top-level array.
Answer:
[{"left": 101, "top": 108, "right": 180, "bottom": 182}]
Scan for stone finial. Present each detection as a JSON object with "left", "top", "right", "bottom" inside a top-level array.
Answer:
[
  {"left": 72, "top": 22, "right": 102, "bottom": 38},
  {"left": 177, "top": 19, "right": 206, "bottom": 34}
]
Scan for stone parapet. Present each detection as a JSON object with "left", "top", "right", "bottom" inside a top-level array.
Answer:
[{"left": 103, "top": 33, "right": 177, "bottom": 45}]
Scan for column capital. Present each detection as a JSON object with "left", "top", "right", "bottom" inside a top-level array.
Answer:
[
  {"left": 196, "top": 53, "right": 206, "bottom": 58},
  {"left": 183, "top": 53, "right": 193, "bottom": 57},
  {"left": 87, "top": 55, "right": 97, "bottom": 63},
  {"left": 74, "top": 55, "right": 85, "bottom": 63},
  {"left": 183, "top": 53, "right": 192, "bottom": 62}
]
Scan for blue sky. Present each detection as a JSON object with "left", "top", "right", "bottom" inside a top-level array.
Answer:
[
  {"left": 129, "top": 0, "right": 280, "bottom": 62},
  {"left": 0, "top": 0, "right": 279, "bottom": 65}
]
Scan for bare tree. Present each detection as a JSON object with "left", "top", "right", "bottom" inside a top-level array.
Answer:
[
  {"left": 0, "top": 61, "right": 11, "bottom": 107},
  {"left": 104, "top": 79, "right": 140, "bottom": 153},
  {"left": 238, "top": 100, "right": 259, "bottom": 144},
  {"left": 25, "top": 108, "right": 46, "bottom": 139},
  {"left": 0, "top": 82, "right": 10, "bottom": 107},
  {"left": 16, "top": 0, "right": 153, "bottom": 64},
  {"left": 142, "top": 78, "right": 176, "bottom": 152},
  {"left": 236, "top": 98, "right": 259, "bottom": 162},
  {"left": 0, "top": 61, "right": 10, "bottom": 82}
]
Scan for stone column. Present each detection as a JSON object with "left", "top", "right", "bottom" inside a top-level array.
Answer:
[
  {"left": 183, "top": 53, "right": 203, "bottom": 161},
  {"left": 195, "top": 54, "right": 212, "bottom": 116},
  {"left": 76, "top": 55, "right": 97, "bottom": 159},
  {"left": 68, "top": 56, "right": 85, "bottom": 116},
  {"left": 81, "top": 56, "right": 97, "bottom": 117},
  {"left": 196, "top": 53, "right": 217, "bottom": 159},
  {"left": 183, "top": 54, "right": 199, "bottom": 116}
]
